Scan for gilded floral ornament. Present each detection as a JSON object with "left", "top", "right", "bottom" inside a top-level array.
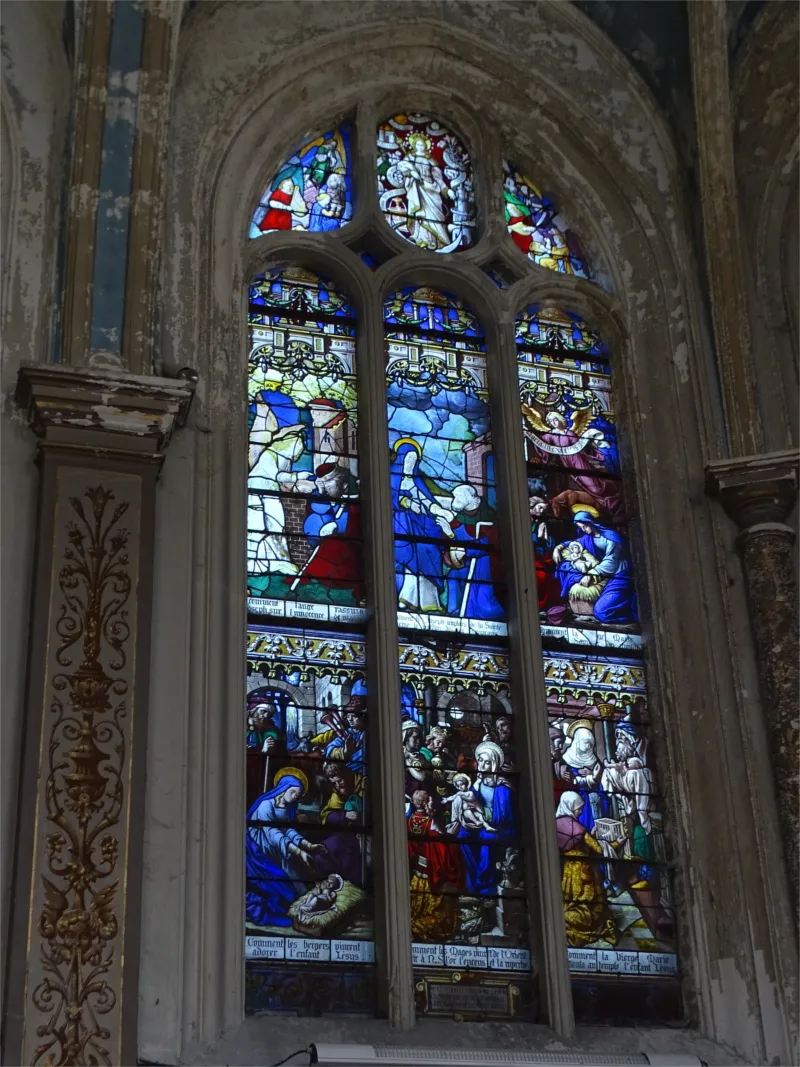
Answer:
[{"left": 32, "top": 487, "right": 131, "bottom": 1066}]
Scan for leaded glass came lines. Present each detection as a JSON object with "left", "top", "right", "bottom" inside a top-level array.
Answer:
[{"left": 516, "top": 305, "right": 679, "bottom": 1021}]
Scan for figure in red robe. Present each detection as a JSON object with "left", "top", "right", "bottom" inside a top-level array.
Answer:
[
  {"left": 296, "top": 463, "right": 364, "bottom": 604},
  {"left": 530, "top": 495, "right": 562, "bottom": 611},
  {"left": 407, "top": 790, "right": 463, "bottom": 941},
  {"left": 258, "top": 178, "right": 297, "bottom": 232}
]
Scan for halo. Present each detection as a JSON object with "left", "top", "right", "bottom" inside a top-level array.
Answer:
[
  {"left": 272, "top": 766, "right": 308, "bottom": 794},
  {"left": 566, "top": 718, "right": 595, "bottom": 739},
  {"left": 392, "top": 437, "right": 422, "bottom": 456},
  {"left": 571, "top": 504, "right": 600, "bottom": 518}
]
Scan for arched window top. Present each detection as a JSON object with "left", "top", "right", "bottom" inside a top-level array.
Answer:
[
  {"left": 250, "top": 126, "right": 353, "bottom": 239},
  {"left": 503, "top": 162, "right": 590, "bottom": 279},
  {"left": 516, "top": 306, "right": 607, "bottom": 357},
  {"left": 377, "top": 114, "right": 476, "bottom": 253},
  {"left": 243, "top": 108, "right": 680, "bottom": 1028}
]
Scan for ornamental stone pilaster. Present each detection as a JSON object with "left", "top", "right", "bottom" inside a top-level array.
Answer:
[
  {"left": 3, "top": 366, "right": 193, "bottom": 1066},
  {"left": 707, "top": 451, "right": 800, "bottom": 910}
]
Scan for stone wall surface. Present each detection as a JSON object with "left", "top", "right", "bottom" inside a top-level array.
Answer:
[{"left": 733, "top": 0, "right": 799, "bottom": 452}]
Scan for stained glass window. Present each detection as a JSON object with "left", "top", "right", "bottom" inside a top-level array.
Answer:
[
  {"left": 517, "top": 306, "right": 680, "bottom": 1022},
  {"left": 247, "top": 267, "right": 365, "bottom": 627},
  {"left": 385, "top": 287, "right": 505, "bottom": 638},
  {"left": 399, "top": 640, "right": 534, "bottom": 1020},
  {"left": 242, "top": 119, "right": 683, "bottom": 1025},
  {"left": 245, "top": 269, "right": 374, "bottom": 1017},
  {"left": 503, "top": 162, "right": 589, "bottom": 278},
  {"left": 385, "top": 287, "right": 532, "bottom": 1021},
  {"left": 250, "top": 126, "right": 353, "bottom": 238},
  {"left": 377, "top": 115, "right": 475, "bottom": 252}
]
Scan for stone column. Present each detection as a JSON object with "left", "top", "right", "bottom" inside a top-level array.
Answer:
[
  {"left": 486, "top": 317, "right": 574, "bottom": 1034},
  {"left": 689, "top": 0, "right": 762, "bottom": 456},
  {"left": 357, "top": 287, "right": 415, "bottom": 1029},
  {"left": 691, "top": 1, "right": 800, "bottom": 912},
  {"left": 707, "top": 451, "right": 800, "bottom": 909},
  {"left": 3, "top": 366, "right": 193, "bottom": 1066}
]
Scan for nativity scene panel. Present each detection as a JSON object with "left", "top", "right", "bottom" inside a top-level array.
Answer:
[{"left": 244, "top": 626, "right": 376, "bottom": 1015}]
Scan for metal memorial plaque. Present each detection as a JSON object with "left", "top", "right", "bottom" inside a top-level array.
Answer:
[{"left": 425, "top": 980, "right": 514, "bottom": 1017}]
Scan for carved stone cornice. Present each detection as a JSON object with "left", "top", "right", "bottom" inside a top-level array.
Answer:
[
  {"left": 706, "top": 449, "right": 799, "bottom": 533},
  {"left": 16, "top": 363, "right": 195, "bottom": 456}
]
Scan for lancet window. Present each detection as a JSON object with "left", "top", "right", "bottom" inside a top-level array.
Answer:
[{"left": 242, "top": 113, "right": 680, "bottom": 1026}]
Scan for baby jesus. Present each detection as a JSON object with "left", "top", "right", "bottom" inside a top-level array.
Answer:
[
  {"left": 445, "top": 774, "right": 498, "bottom": 835},
  {"left": 555, "top": 540, "right": 599, "bottom": 573},
  {"left": 297, "top": 873, "right": 343, "bottom": 919}
]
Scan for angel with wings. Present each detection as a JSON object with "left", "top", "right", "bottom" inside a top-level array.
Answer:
[{"left": 522, "top": 403, "right": 624, "bottom": 519}]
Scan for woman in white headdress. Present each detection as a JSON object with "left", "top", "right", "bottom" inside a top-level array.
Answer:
[{"left": 560, "top": 719, "right": 605, "bottom": 831}]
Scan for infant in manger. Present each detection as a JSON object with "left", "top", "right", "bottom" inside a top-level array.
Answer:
[
  {"left": 558, "top": 539, "right": 599, "bottom": 573},
  {"left": 297, "top": 873, "right": 343, "bottom": 920},
  {"left": 557, "top": 540, "right": 608, "bottom": 607},
  {"left": 445, "top": 774, "right": 498, "bottom": 835}
]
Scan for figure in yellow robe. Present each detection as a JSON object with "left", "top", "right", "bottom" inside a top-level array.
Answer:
[{"left": 555, "top": 791, "right": 618, "bottom": 948}]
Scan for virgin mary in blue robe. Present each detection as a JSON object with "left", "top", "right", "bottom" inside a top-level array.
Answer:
[
  {"left": 555, "top": 511, "right": 638, "bottom": 625},
  {"left": 245, "top": 772, "right": 313, "bottom": 928},
  {"left": 457, "top": 742, "right": 517, "bottom": 896},
  {"left": 390, "top": 441, "right": 446, "bottom": 609}
]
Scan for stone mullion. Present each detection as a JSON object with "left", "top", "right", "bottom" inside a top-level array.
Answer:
[
  {"left": 357, "top": 287, "right": 415, "bottom": 1028},
  {"left": 5, "top": 365, "right": 192, "bottom": 1066},
  {"left": 486, "top": 315, "right": 575, "bottom": 1035},
  {"left": 689, "top": 0, "right": 762, "bottom": 457}
]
